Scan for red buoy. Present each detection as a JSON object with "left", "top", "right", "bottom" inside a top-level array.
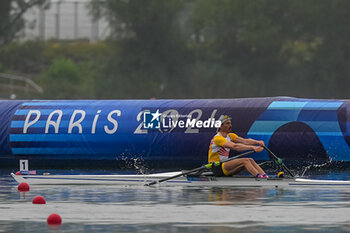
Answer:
[
  {"left": 17, "top": 182, "right": 30, "bottom": 192},
  {"left": 47, "top": 213, "right": 62, "bottom": 226},
  {"left": 32, "top": 195, "right": 46, "bottom": 204},
  {"left": 15, "top": 171, "right": 21, "bottom": 175}
]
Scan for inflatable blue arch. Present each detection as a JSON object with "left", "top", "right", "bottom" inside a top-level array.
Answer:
[{"left": 1, "top": 96, "right": 350, "bottom": 168}]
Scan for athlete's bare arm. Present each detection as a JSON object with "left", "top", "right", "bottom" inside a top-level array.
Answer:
[
  {"left": 235, "top": 137, "right": 265, "bottom": 147},
  {"left": 223, "top": 141, "right": 263, "bottom": 152}
]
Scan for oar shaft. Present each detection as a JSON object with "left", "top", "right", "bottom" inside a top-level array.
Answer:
[
  {"left": 262, "top": 145, "right": 294, "bottom": 177},
  {"left": 145, "top": 166, "right": 205, "bottom": 186},
  {"left": 226, "top": 150, "right": 255, "bottom": 162},
  {"left": 282, "top": 164, "right": 294, "bottom": 177},
  {"left": 262, "top": 146, "right": 278, "bottom": 160}
]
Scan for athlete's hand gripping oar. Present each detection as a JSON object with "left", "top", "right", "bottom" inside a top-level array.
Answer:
[
  {"left": 262, "top": 145, "right": 294, "bottom": 177},
  {"left": 145, "top": 150, "right": 255, "bottom": 186}
]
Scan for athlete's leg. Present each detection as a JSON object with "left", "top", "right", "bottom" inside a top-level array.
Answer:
[
  {"left": 223, "top": 158, "right": 259, "bottom": 176},
  {"left": 248, "top": 158, "right": 266, "bottom": 175}
]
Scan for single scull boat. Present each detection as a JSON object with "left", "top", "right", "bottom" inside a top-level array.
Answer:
[{"left": 10, "top": 172, "right": 350, "bottom": 188}]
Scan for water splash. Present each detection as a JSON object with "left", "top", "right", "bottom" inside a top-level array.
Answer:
[
  {"left": 301, "top": 158, "right": 332, "bottom": 177},
  {"left": 117, "top": 155, "right": 149, "bottom": 174}
]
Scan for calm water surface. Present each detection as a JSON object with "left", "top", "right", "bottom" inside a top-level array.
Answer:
[{"left": 1, "top": 169, "right": 350, "bottom": 233}]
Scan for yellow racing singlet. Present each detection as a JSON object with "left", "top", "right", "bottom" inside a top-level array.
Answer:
[{"left": 208, "top": 133, "right": 238, "bottom": 163}]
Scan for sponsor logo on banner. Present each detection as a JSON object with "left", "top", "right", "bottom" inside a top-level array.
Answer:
[{"left": 142, "top": 109, "right": 221, "bottom": 130}]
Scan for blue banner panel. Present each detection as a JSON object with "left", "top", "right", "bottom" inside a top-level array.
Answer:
[{"left": 7, "top": 99, "right": 269, "bottom": 164}]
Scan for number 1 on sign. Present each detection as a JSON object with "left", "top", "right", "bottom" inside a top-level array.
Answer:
[{"left": 20, "top": 160, "right": 28, "bottom": 171}]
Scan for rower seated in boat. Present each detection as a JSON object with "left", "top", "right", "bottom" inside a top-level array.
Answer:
[{"left": 208, "top": 115, "right": 268, "bottom": 178}]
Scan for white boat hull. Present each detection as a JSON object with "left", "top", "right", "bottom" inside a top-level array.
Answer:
[{"left": 10, "top": 172, "right": 350, "bottom": 188}]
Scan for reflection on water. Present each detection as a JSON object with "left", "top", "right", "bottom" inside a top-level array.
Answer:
[
  {"left": 1, "top": 169, "right": 350, "bottom": 233},
  {"left": 207, "top": 187, "right": 267, "bottom": 204}
]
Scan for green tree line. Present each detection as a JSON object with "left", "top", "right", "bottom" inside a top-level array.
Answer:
[{"left": 1, "top": 0, "right": 350, "bottom": 99}]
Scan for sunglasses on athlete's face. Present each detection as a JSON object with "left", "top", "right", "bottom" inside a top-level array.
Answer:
[
  {"left": 223, "top": 120, "right": 232, "bottom": 126},
  {"left": 221, "top": 121, "right": 232, "bottom": 131}
]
